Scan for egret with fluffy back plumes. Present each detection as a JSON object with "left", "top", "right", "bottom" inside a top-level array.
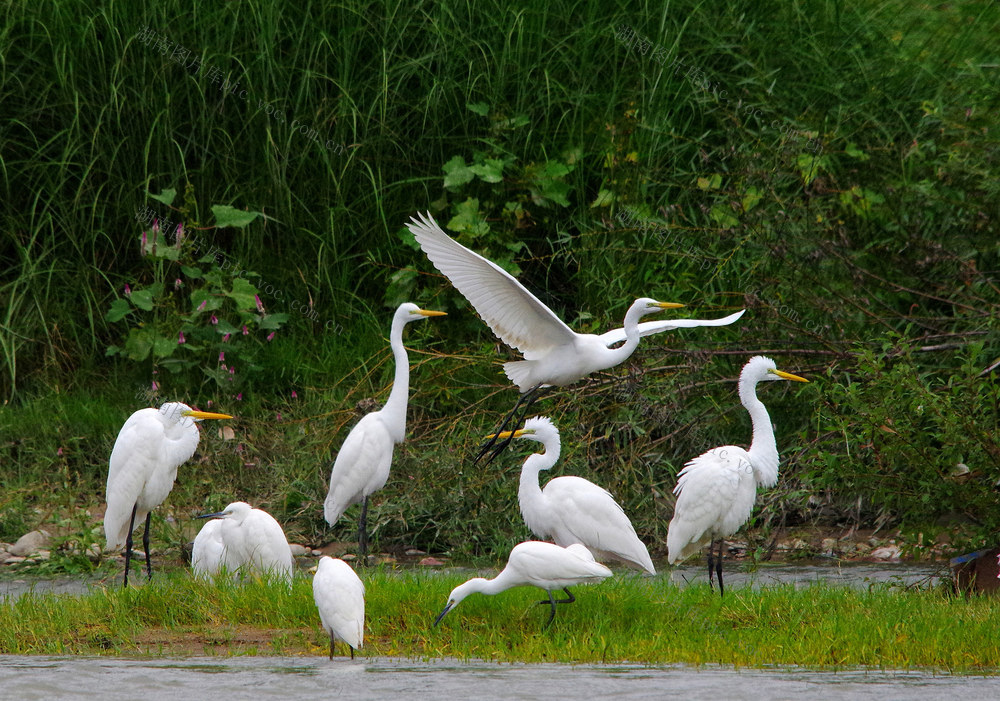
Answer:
[
  {"left": 191, "top": 518, "right": 224, "bottom": 579},
  {"left": 406, "top": 211, "right": 744, "bottom": 459},
  {"left": 495, "top": 416, "right": 656, "bottom": 574},
  {"left": 323, "top": 302, "right": 446, "bottom": 559},
  {"left": 434, "top": 541, "right": 611, "bottom": 628},
  {"left": 667, "top": 356, "right": 809, "bottom": 595},
  {"left": 196, "top": 501, "right": 294, "bottom": 584},
  {"left": 313, "top": 556, "right": 365, "bottom": 659},
  {"left": 104, "top": 402, "right": 232, "bottom": 586}
]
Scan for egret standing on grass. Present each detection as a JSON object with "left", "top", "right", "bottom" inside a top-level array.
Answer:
[
  {"left": 191, "top": 517, "right": 224, "bottom": 579},
  {"left": 104, "top": 402, "right": 233, "bottom": 586},
  {"left": 323, "top": 302, "right": 446, "bottom": 559},
  {"left": 406, "top": 211, "right": 744, "bottom": 457},
  {"left": 313, "top": 556, "right": 365, "bottom": 659},
  {"left": 667, "top": 356, "right": 809, "bottom": 595},
  {"left": 495, "top": 416, "right": 656, "bottom": 574},
  {"left": 434, "top": 541, "right": 612, "bottom": 629},
  {"left": 196, "top": 501, "right": 294, "bottom": 584}
]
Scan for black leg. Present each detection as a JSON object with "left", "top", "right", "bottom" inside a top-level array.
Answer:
[
  {"left": 329, "top": 631, "right": 334, "bottom": 660},
  {"left": 123, "top": 504, "right": 138, "bottom": 587},
  {"left": 358, "top": 496, "right": 369, "bottom": 562},
  {"left": 707, "top": 539, "right": 716, "bottom": 591},
  {"left": 543, "top": 589, "right": 557, "bottom": 629},
  {"left": 143, "top": 511, "right": 153, "bottom": 580},
  {"left": 350, "top": 645, "right": 355, "bottom": 660},
  {"left": 716, "top": 540, "right": 725, "bottom": 598},
  {"left": 474, "top": 384, "right": 544, "bottom": 464},
  {"left": 536, "top": 587, "right": 576, "bottom": 606}
]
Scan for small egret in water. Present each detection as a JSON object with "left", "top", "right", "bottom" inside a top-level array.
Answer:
[
  {"left": 105, "top": 402, "right": 232, "bottom": 586},
  {"left": 406, "top": 211, "right": 744, "bottom": 456},
  {"left": 196, "top": 501, "right": 294, "bottom": 584},
  {"left": 495, "top": 416, "right": 656, "bottom": 574},
  {"left": 313, "top": 556, "right": 365, "bottom": 659},
  {"left": 667, "top": 356, "right": 808, "bottom": 595},
  {"left": 434, "top": 541, "right": 611, "bottom": 628},
  {"left": 324, "top": 302, "right": 446, "bottom": 559}
]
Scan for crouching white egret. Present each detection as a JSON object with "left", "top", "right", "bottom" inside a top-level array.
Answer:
[
  {"left": 494, "top": 416, "right": 656, "bottom": 574},
  {"left": 434, "top": 541, "right": 611, "bottom": 629},
  {"left": 313, "top": 556, "right": 365, "bottom": 659},
  {"left": 667, "top": 356, "right": 808, "bottom": 595},
  {"left": 196, "top": 501, "right": 294, "bottom": 584},
  {"left": 323, "top": 302, "right": 446, "bottom": 559},
  {"left": 104, "top": 402, "right": 233, "bottom": 586},
  {"left": 406, "top": 211, "right": 744, "bottom": 458},
  {"left": 191, "top": 518, "right": 224, "bottom": 579}
]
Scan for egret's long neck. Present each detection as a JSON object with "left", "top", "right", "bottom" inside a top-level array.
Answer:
[
  {"left": 604, "top": 302, "right": 646, "bottom": 366},
  {"left": 740, "top": 377, "right": 779, "bottom": 487},
  {"left": 381, "top": 314, "right": 411, "bottom": 443},
  {"left": 518, "top": 436, "right": 561, "bottom": 534}
]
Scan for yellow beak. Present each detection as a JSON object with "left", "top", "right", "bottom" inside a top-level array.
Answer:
[
  {"left": 771, "top": 369, "right": 809, "bottom": 383},
  {"left": 417, "top": 309, "right": 447, "bottom": 317},
  {"left": 183, "top": 410, "right": 234, "bottom": 420},
  {"left": 653, "top": 301, "right": 685, "bottom": 309},
  {"left": 485, "top": 428, "right": 527, "bottom": 441}
]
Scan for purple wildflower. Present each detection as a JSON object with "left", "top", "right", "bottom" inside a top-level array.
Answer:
[
  {"left": 198, "top": 300, "right": 208, "bottom": 311},
  {"left": 178, "top": 331, "right": 186, "bottom": 344},
  {"left": 255, "top": 295, "right": 264, "bottom": 313},
  {"left": 266, "top": 331, "right": 275, "bottom": 342}
]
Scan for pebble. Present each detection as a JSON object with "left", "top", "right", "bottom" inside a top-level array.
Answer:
[
  {"left": 870, "top": 545, "right": 902, "bottom": 560},
  {"left": 9, "top": 530, "right": 51, "bottom": 557},
  {"left": 289, "top": 543, "right": 310, "bottom": 557},
  {"left": 419, "top": 557, "right": 445, "bottom": 567},
  {"left": 405, "top": 548, "right": 426, "bottom": 556},
  {"left": 311, "top": 549, "right": 323, "bottom": 557}
]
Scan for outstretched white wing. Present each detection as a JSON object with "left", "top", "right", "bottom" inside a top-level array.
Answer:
[
  {"left": 407, "top": 212, "right": 576, "bottom": 359},
  {"left": 597, "top": 309, "right": 746, "bottom": 348}
]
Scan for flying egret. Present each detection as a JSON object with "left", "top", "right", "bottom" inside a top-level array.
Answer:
[
  {"left": 313, "top": 556, "right": 365, "bottom": 659},
  {"left": 494, "top": 416, "right": 656, "bottom": 574},
  {"left": 406, "top": 211, "right": 744, "bottom": 456},
  {"left": 667, "top": 356, "right": 809, "bottom": 595},
  {"left": 191, "top": 518, "right": 224, "bottom": 579},
  {"left": 196, "top": 501, "right": 295, "bottom": 584},
  {"left": 104, "top": 402, "right": 233, "bottom": 586},
  {"left": 323, "top": 302, "right": 446, "bottom": 559},
  {"left": 434, "top": 541, "right": 611, "bottom": 628}
]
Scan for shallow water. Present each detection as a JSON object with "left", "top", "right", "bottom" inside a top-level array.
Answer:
[{"left": 0, "top": 656, "right": 995, "bottom": 700}]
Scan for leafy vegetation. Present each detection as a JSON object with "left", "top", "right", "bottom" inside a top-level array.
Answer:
[{"left": 0, "top": 0, "right": 997, "bottom": 558}]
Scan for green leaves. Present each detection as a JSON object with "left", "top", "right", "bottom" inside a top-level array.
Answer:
[
  {"left": 106, "top": 298, "right": 131, "bottom": 322},
  {"left": 212, "top": 205, "right": 261, "bottom": 228}
]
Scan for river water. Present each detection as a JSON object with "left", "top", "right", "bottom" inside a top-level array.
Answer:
[{"left": 2, "top": 562, "right": 988, "bottom": 699}]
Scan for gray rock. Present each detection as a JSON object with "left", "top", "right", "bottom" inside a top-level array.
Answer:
[
  {"left": 9, "top": 530, "right": 51, "bottom": 557},
  {"left": 289, "top": 543, "right": 310, "bottom": 557}
]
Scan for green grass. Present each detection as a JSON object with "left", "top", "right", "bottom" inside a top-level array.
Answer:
[{"left": 1, "top": 570, "right": 998, "bottom": 670}]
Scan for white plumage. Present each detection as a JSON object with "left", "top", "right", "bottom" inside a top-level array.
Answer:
[
  {"left": 323, "top": 302, "right": 445, "bottom": 557},
  {"left": 407, "top": 211, "right": 743, "bottom": 392},
  {"left": 313, "top": 556, "right": 365, "bottom": 659},
  {"left": 191, "top": 518, "right": 225, "bottom": 579},
  {"left": 104, "top": 402, "right": 232, "bottom": 585},
  {"left": 498, "top": 416, "right": 655, "bottom": 574},
  {"left": 197, "top": 501, "right": 294, "bottom": 584},
  {"left": 434, "top": 541, "right": 612, "bottom": 627},
  {"left": 667, "top": 356, "right": 809, "bottom": 594}
]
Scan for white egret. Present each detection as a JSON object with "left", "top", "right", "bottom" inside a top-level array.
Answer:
[
  {"left": 313, "top": 556, "right": 365, "bottom": 659},
  {"left": 434, "top": 541, "right": 611, "bottom": 628},
  {"left": 196, "top": 501, "right": 295, "bottom": 584},
  {"left": 666, "top": 356, "right": 809, "bottom": 595},
  {"left": 191, "top": 518, "right": 224, "bottom": 579},
  {"left": 495, "top": 416, "right": 656, "bottom": 574},
  {"left": 323, "top": 302, "right": 446, "bottom": 558},
  {"left": 104, "top": 402, "right": 233, "bottom": 586},
  {"left": 406, "top": 211, "right": 744, "bottom": 456}
]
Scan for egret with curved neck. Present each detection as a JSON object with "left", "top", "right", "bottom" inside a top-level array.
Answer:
[
  {"left": 667, "top": 356, "right": 809, "bottom": 595},
  {"left": 494, "top": 416, "right": 656, "bottom": 574},
  {"left": 323, "top": 303, "right": 445, "bottom": 559}
]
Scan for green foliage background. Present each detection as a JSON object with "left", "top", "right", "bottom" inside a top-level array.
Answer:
[{"left": 1, "top": 0, "right": 997, "bottom": 562}]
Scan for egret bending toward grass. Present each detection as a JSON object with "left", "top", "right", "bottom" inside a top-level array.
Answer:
[
  {"left": 406, "top": 211, "right": 744, "bottom": 457},
  {"left": 196, "top": 501, "right": 294, "bottom": 584},
  {"left": 323, "top": 302, "right": 446, "bottom": 559},
  {"left": 667, "top": 356, "right": 809, "bottom": 595},
  {"left": 434, "top": 541, "right": 611, "bottom": 629},
  {"left": 313, "top": 556, "right": 365, "bottom": 659},
  {"left": 191, "top": 518, "right": 224, "bottom": 579},
  {"left": 495, "top": 416, "right": 656, "bottom": 574},
  {"left": 104, "top": 402, "right": 232, "bottom": 586}
]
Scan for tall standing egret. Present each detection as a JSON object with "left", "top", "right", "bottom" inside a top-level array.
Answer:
[
  {"left": 104, "top": 402, "right": 233, "bottom": 586},
  {"left": 196, "top": 501, "right": 294, "bottom": 584},
  {"left": 323, "top": 302, "right": 446, "bottom": 559},
  {"left": 495, "top": 416, "right": 656, "bottom": 574},
  {"left": 191, "top": 518, "right": 225, "bottom": 579},
  {"left": 313, "top": 556, "right": 365, "bottom": 659},
  {"left": 434, "top": 541, "right": 611, "bottom": 628},
  {"left": 406, "top": 211, "right": 744, "bottom": 455},
  {"left": 667, "top": 356, "right": 809, "bottom": 595}
]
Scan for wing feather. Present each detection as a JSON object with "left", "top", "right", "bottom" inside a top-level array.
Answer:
[{"left": 598, "top": 309, "right": 746, "bottom": 347}]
